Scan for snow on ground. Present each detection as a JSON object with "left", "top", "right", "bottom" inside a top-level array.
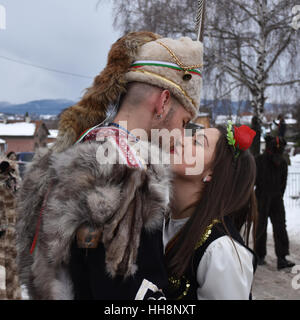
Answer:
[
  {"left": 283, "top": 154, "right": 300, "bottom": 238},
  {"left": 255, "top": 154, "right": 300, "bottom": 300},
  {"left": 290, "top": 154, "right": 300, "bottom": 172}
]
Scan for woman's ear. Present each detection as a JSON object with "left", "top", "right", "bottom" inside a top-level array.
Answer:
[
  {"left": 203, "top": 175, "right": 212, "bottom": 182},
  {"left": 202, "top": 169, "right": 213, "bottom": 183}
]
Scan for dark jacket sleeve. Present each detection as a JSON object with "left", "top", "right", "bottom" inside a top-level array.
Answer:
[
  {"left": 255, "top": 155, "right": 262, "bottom": 193},
  {"left": 280, "top": 159, "right": 288, "bottom": 196},
  {"left": 279, "top": 122, "right": 286, "bottom": 137}
]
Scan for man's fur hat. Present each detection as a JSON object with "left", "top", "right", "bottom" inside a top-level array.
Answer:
[{"left": 53, "top": 31, "right": 203, "bottom": 152}]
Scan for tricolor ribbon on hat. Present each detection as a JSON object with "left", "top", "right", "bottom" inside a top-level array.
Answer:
[{"left": 130, "top": 60, "right": 202, "bottom": 77}]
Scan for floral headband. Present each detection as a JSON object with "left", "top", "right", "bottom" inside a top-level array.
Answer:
[{"left": 226, "top": 121, "right": 256, "bottom": 159}]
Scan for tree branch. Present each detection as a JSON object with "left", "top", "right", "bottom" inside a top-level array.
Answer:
[
  {"left": 266, "top": 80, "right": 300, "bottom": 87},
  {"left": 201, "top": 83, "right": 244, "bottom": 108},
  {"left": 230, "top": 0, "right": 259, "bottom": 24},
  {"left": 265, "top": 32, "right": 292, "bottom": 74}
]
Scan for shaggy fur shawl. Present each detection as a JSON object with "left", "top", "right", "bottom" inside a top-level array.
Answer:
[{"left": 16, "top": 141, "right": 171, "bottom": 300}]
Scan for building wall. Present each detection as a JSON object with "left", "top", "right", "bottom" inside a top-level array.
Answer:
[
  {"left": 0, "top": 137, "right": 35, "bottom": 153},
  {"left": 47, "top": 137, "right": 56, "bottom": 145},
  {"left": 0, "top": 143, "right": 6, "bottom": 154},
  {"left": 34, "top": 123, "right": 49, "bottom": 150}
]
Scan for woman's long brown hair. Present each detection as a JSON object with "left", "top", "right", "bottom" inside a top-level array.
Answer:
[{"left": 165, "top": 126, "right": 258, "bottom": 278}]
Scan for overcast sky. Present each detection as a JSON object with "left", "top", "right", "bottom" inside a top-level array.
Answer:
[
  {"left": 0, "top": 0, "right": 120, "bottom": 104},
  {"left": 0, "top": 1, "right": 299, "bottom": 106}
]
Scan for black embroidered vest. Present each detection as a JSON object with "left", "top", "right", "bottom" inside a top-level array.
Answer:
[{"left": 165, "top": 216, "right": 257, "bottom": 300}]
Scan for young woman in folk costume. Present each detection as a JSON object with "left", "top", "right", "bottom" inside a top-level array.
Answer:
[{"left": 164, "top": 122, "right": 258, "bottom": 300}]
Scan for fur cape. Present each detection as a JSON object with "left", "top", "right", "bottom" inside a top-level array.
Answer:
[
  {"left": 53, "top": 31, "right": 161, "bottom": 153},
  {"left": 16, "top": 140, "right": 171, "bottom": 300}
]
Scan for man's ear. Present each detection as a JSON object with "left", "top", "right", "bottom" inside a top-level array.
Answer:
[
  {"left": 154, "top": 89, "right": 171, "bottom": 116},
  {"left": 0, "top": 161, "right": 10, "bottom": 174}
]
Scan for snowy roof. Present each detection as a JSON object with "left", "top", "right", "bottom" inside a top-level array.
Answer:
[
  {"left": 285, "top": 118, "right": 297, "bottom": 125},
  {"left": 215, "top": 115, "right": 252, "bottom": 125},
  {"left": 197, "top": 112, "right": 210, "bottom": 117},
  {"left": 215, "top": 114, "right": 269, "bottom": 125},
  {"left": 41, "top": 114, "right": 57, "bottom": 120},
  {"left": 0, "top": 138, "right": 6, "bottom": 144},
  {"left": 0, "top": 122, "right": 36, "bottom": 136},
  {"left": 239, "top": 115, "right": 253, "bottom": 124},
  {"left": 215, "top": 115, "right": 231, "bottom": 125},
  {"left": 48, "top": 130, "right": 58, "bottom": 139}
]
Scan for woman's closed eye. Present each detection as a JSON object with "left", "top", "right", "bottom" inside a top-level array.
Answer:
[
  {"left": 194, "top": 134, "right": 206, "bottom": 147},
  {"left": 194, "top": 134, "right": 209, "bottom": 148},
  {"left": 194, "top": 138, "right": 203, "bottom": 146}
]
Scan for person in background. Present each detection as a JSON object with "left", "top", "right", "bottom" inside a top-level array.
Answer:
[
  {"left": 273, "top": 114, "right": 286, "bottom": 138},
  {"left": 6, "top": 152, "right": 17, "bottom": 161},
  {"left": 254, "top": 134, "right": 295, "bottom": 270},
  {"left": 0, "top": 156, "right": 21, "bottom": 299},
  {"left": 250, "top": 115, "right": 261, "bottom": 157}
]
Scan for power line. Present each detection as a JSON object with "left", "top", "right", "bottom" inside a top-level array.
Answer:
[{"left": 0, "top": 54, "right": 94, "bottom": 79}]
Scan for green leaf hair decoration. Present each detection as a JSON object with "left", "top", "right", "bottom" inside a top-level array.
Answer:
[{"left": 226, "top": 120, "right": 240, "bottom": 159}]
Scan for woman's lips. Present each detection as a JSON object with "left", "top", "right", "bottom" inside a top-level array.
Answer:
[{"left": 170, "top": 144, "right": 175, "bottom": 154}]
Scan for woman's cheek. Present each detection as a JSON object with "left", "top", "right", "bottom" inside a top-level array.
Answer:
[{"left": 171, "top": 162, "right": 187, "bottom": 176}]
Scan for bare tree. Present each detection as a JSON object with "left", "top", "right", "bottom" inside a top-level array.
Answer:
[{"left": 100, "top": 0, "right": 300, "bottom": 122}]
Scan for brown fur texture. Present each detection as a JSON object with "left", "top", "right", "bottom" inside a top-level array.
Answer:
[
  {"left": 0, "top": 157, "right": 22, "bottom": 300},
  {"left": 16, "top": 141, "right": 171, "bottom": 299},
  {"left": 53, "top": 31, "right": 161, "bottom": 153}
]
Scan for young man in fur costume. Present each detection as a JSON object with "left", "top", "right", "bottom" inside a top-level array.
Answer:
[{"left": 16, "top": 31, "right": 204, "bottom": 299}]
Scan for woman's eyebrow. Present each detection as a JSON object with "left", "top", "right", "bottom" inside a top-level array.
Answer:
[{"left": 196, "top": 134, "right": 209, "bottom": 147}]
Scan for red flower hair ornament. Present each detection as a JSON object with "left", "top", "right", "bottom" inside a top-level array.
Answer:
[{"left": 226, "top": 121, "right": 256, "bottom": 159}]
